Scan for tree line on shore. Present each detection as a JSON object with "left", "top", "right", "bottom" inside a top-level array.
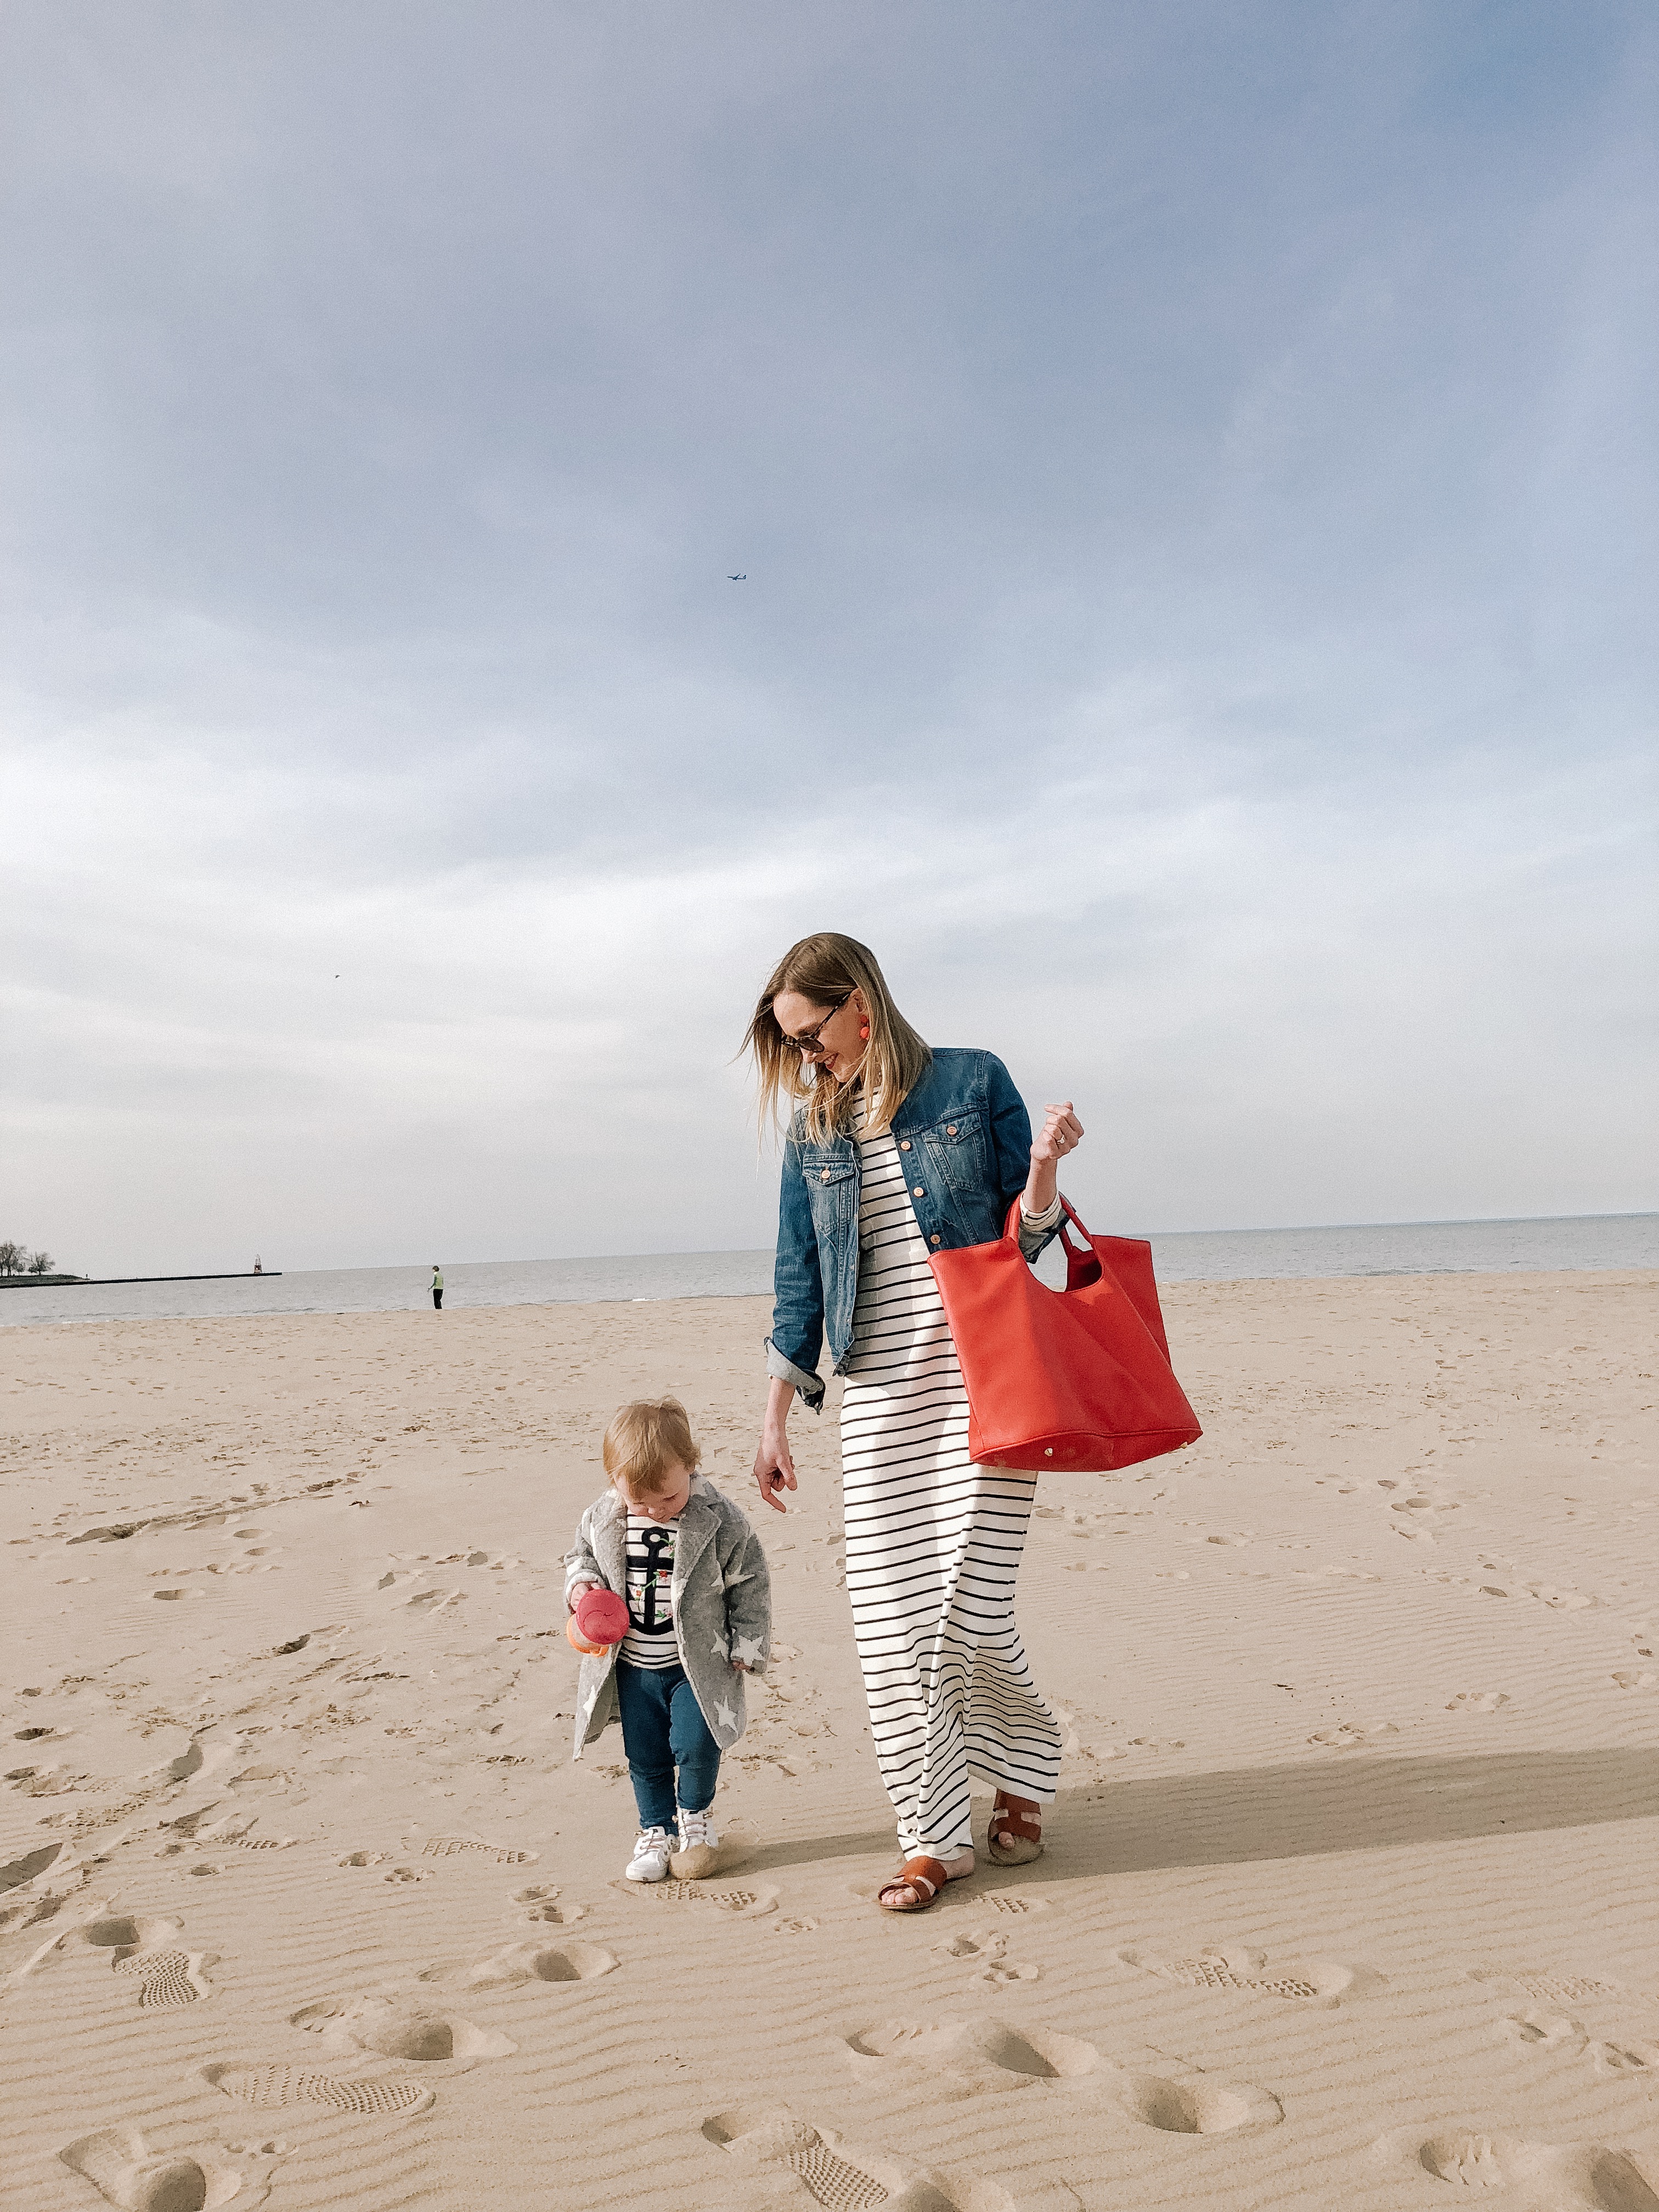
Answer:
[{"left": 0, "top": 1240, "right": 60, "bottom": 1277}]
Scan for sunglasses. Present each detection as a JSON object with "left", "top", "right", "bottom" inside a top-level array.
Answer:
[{"left": 781, "top": 992, "right": 853, "bottom": 1057}]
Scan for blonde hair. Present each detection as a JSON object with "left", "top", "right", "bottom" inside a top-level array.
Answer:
[
  {"left": 744, "top": 932, "right": 932, "bottom": 1142},
  {"left": 602, "top": 1396, "right": 702, "bottom": 1496}
]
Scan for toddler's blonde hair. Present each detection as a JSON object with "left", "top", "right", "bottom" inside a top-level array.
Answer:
[{"left": 602, "top": 1396, "right": 702, "bottom": 1496}]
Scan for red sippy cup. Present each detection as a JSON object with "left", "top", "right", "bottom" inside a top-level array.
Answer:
[{"left": 566, "top": 1586, "right": 630, "bottom": 1657}]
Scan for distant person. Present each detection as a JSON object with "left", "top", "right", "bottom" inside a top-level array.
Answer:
[
  {"left": 746, "top": 931, "right": 1084, "bottom": 1913},
  {"left": 565, "top": 1396, "right": 771, "bottom": 1882},
  {"left": 253, "top": 1255, "right": 262, "bottom": 1274},
  {"left": 431, "top": 1264, "right": 443, "bottom": 1310}
]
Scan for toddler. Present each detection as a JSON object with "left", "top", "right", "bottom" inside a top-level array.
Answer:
[{"left": 565, "top": 1396, "right": 771, "bottom": 1881}]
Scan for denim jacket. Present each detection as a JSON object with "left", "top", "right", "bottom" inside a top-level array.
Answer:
[{"left": 765, "top": 1047, "right": 1061, "bottom": 1411}]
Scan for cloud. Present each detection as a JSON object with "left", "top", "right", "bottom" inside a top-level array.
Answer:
[{"left": 1, "top": 2, "right": 1655, "bottom": 1272}]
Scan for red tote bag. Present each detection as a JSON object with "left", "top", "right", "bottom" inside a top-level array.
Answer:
[{"left": 928, "top": 1198, "right": 1203, "bottom": 1473}]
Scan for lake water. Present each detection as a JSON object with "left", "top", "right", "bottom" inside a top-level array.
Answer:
[{"left": 2, "top": 1212, "right": 1653, "bottom": 1328}]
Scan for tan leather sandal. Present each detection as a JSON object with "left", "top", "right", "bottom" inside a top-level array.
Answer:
[
  {"left": 877, "top": 1854, "right": 948, "bottom": 1911},
  {"left": 986, "top": 1791, "right": 1044, "bottom": 1865}
]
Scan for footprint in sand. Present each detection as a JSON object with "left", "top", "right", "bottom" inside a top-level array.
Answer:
[
  {"left": 1446, "top": 1691, "right": 1511, "bottom": 1714},
  {"left": 418, "top": 1835, "right": 538, "bottom": 1865},
  {"left": 1469, "top": 1967, "right": 1649, "bottom": 2009},
  {"left": 83, "top": 1915, "right": 216, "bottom": 2010},
  {"left": 455, "top": 1940, "right": 618, "bottom": 1989},
  {"left": 289, "top": 1993, "right": 515, "bottom": 2068},
  {"left": 703, "top": 2104, "right": 1015, "bottom": 2210},
  {"left": 61, "top": 1790, "right": 159, "bottom": 1838},
  {"left": 1496, "top": 2018, "right": 1658, "bottom": 2066},
  {"left": 847, "top": 2018, "right": 1099, "bottom": 2096},
  {"left": 200, "top": 1818, "right": 298, "bottom": 1853},
  {"left": 1525, "top": 1583, "right": 1599, "bottom": 1611},
  {"left": 930, "top": 1931, "right": 1042, "bottom": 1987},
  {"left": 1499, "top": 2010, "right": 1589, "bottom": 2054},
  {"left": 1379, "top": 2128, "right": 1659, "bottom": 2209},
  {"left": 1308, "top": 1720, "right": 1401, "bottom": 1750},
  {"left": 1469, "top": 1579, "right": 1599, "bottom": 1612},
  {"left": 1120, "top": 1943, "right": 1383, "bottom": 2007},
  {"left": 933, "top": 1932, "right": 1002, "bottom": 1961},
  {"left": 847, "top": 2025, "right": 1280, "bottom": 2135},
  {"left": 514, "top": 1882, "right": 586, "bottom": 1925},
  {"left": 1116, "top": 2073, "right": 1283, "bottom": 2134},
  {"left": 165, "top": 1741, "right": 207, "bottom": 1785},
  {"left": 976, "top": 1957, "right": 1042, "bottom": 1989},
  {"left": 1589, "top": 2039, "right": 1659, "bottom": 2078},
  {"left": 612, "top": 1878, "right": 778, "bottom": 1916},
  {"left": 338, "top": 1850, "right": 392, "bottom": 1867},
  {"left": 160, "top": 1807, "right": 216, "bottom": 1842},
  {"left": 204, "top": 2059, "right": 435, "bottom": 2117},
  {"left": 114, "top": 1947, "right": 216, "bottom": 2011},
  {"left": 1384, "top": 1491, "right": 1458, "bottom": 1543},
  {"left": 59, "top": 2124, "right": 274, "bottom": 2210}
]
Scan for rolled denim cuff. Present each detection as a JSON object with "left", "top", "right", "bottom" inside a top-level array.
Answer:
[
  {"left": 1017, "top": 1190, "right": 1065, "bottom": 1260},
  {"left": 765, "top": 1339, "right": 826, "bottom": 1413}
]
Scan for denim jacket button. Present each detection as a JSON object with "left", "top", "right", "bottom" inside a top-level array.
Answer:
[
  {"left": 821, "top": 1169, "right": 831, "bottom": 1182},
  {"left": 912, "top": 1185, "right": 923, "bottom": 1197},
  {"left": 899, "top": 1140, "right": 911, "bottom": 1150},
  {"left": 947, "top": 1124, "right": 957, "bottom": 1135},
  {"left": 931, "top": 1233, "right": 941, "bottom": 1245}
]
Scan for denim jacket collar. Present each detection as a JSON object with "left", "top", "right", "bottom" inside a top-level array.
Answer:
[{"left": 764, "top": 1047, "right": 1058, "bottom": 1409}]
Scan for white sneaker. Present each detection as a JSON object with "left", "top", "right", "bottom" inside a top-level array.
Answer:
[
  {"left": 671, "top": 1805, "right": 720, "bottom": 1880},
  {"left": 625, "top": 1825, "right": 673, "bottom": 1882}
]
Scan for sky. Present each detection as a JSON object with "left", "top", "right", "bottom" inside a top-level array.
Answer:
[{"left": 2, "top": 1, "right": 1655, "bottom": 1275}]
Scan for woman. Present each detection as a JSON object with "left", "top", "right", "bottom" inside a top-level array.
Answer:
[{"left": 747, "top": 932, "right": 1084, "bottom": 1912}]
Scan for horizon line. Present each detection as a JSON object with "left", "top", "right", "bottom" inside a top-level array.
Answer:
[{"left": 67, "top": 1208, "right": 1651, "bottom": 1279}]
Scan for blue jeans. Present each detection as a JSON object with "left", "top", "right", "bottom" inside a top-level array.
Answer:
[{"left": 614, "top": 1661, "right": 721, "bottom": 1830}]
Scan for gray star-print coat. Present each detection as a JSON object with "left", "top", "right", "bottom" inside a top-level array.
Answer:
[{"left": 562, "top": 1475, "right": 772, "bottom": 1760}]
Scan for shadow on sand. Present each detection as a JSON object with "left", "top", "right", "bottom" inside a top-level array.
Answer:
[{"left": 740, "top": 1747, "right": 1659, "bottom": 1880}]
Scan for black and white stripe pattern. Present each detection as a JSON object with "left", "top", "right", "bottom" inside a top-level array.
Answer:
[{"left": 840, "top": 1100, "right": 1060, "bottom": 1857}]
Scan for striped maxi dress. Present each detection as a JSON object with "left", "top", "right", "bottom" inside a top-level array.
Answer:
[{"left": 840, "top": 1096, "right": 1063, "bottom": 1858}]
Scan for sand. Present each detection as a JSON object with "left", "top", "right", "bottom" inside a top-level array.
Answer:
[{"left": 2, "top": 1270, "right": 1656, "bottom": 2212}]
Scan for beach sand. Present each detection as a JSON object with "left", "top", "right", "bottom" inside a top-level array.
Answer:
[{"left": 3, "top": 1271, "right": 1656, "bottom": 2212}]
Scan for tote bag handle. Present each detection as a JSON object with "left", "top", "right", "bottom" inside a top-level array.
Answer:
[
  {"left": 1003, "top": 1194, "right": 1105, "bottom": 1289},
  {"left": 1002, "top": 1195, "right": 1169, "bottom": 1351}
]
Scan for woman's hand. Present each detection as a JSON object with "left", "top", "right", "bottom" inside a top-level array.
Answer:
[
  {"left": 566, "top": 1578, "right": 599, "bottom": 1614},
  {"left": 1025, "top": 1099, "right": 1084, "bottom": 1215},
  {"left": 753, "top": 1378, "right": 798, "bottom": 1514}
]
